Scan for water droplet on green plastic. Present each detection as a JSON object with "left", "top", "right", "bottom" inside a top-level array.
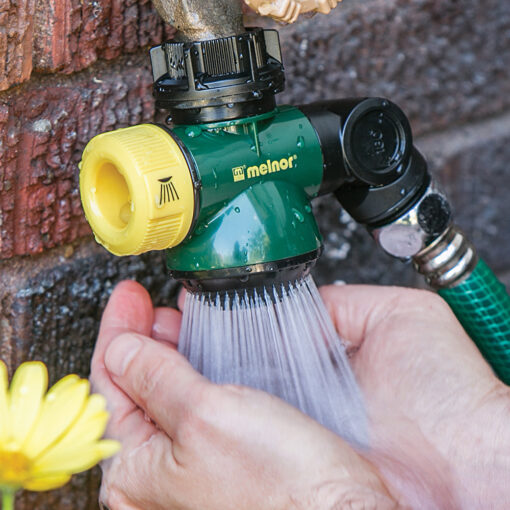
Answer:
[
  {"left": 292, "top": 208, "right": 304, "bottom": 223},
  {"left": 296, "top": 136, "right": 305, "bottom": 148},
  {"left": 186, "top": 126, "right": 202, "bottom": 138},
  {"left": 304, "top": 205, "right": 312, "bottom": 213}
]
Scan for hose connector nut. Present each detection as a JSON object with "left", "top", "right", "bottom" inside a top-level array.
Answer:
[
  {"left": 79, "top": 124, "right": 197, "bottom": 256},
  {"left": 370, "top": 182, "right": 451, "bottom": 259}
]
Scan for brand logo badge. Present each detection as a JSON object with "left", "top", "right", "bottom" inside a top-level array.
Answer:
[
  {"left": 232, "top": 166, "right": 246, "bottom": 182},
  {"left": 232, "top": 155, "right": 297, "bottom": 182}
]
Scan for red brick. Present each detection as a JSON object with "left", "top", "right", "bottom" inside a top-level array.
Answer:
[
  {"left": 0, "top": 0, "right": 175, "bottom": 91},
  {"left": 33, "top": 0, "right": 175, "bottom": 73},
  {"left": 0, "top": 0, "right": 35, "bottom": 90},
  {"left": 0, "top": 54, "right": 155, "bottom": 259}
]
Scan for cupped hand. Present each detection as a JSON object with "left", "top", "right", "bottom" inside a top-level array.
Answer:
[
  {"left": 320, "top": 284, "right": 510, "bottom": 509},
  {"left": 90, "top": 281, "right": 397, "bottom": 510}
]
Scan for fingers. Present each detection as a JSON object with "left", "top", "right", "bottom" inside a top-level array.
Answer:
[
  {"left": 104, "top": 332, "right": 209, "bottom": 438},
  {"left": 152, "top": 308, "right": 182, "bottom": 347},
  {"left": 90, "top": 281, "right": 156, "bottom": 446},
  {"left": 92, "top": 280, "right": 154, "bottom": 367}
]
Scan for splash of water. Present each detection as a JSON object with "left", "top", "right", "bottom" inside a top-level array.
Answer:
[{"left": 178, "top": 275, "right": 368, "bottom": 446}]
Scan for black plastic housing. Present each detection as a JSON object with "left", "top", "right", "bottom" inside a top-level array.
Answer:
[
  {"left": 300, "top": 98, "right": 430, "bottom": 227},
  {"left": 150, "top": 28, "right": 285, "bottom": 125}
]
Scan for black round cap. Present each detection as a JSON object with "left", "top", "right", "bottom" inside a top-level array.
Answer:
[{"left": 342, "top": 98, "right": 413, "bottom": 186}]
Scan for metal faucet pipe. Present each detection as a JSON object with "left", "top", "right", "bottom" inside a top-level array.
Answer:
[{"left": 151, "top": 0, "right": 245, "bottom": 41}]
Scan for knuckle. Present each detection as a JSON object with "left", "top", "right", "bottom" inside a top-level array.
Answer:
[
  {"left": 100, "top": 480, "right": 131, "bottom": 510},
  {"left": 134, "top": 356, "right": 168, "bottom": 409}
]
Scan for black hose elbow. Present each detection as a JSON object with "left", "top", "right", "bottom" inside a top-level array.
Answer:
[{"left": 300, "top": 97, "right": 430, "bottom": 227}]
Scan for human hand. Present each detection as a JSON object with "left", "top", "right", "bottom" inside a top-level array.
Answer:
[
  {"left": 320, "top": 284, "right": 510, "bottom": 509},
  {"left": 91, "top": 281, "right": 397, "bottom": 510},
  {"left": 243, "top": 0, "right": 339, "bottom": 23}
]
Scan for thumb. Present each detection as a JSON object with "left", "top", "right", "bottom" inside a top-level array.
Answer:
[{"left": 104, "top": 332, "right": 209, "bottom": 437}]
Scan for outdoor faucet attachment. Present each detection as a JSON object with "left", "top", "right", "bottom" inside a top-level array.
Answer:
[
  {"left": 80, "top": 29, "right": 325, "bottom": 291},
  {"left": 79, "top": 25, "right": 510, "bottom": 383}
]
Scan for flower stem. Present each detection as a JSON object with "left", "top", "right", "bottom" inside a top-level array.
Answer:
[{"left": 1, "top": 490, "right": 15, "bottom": 510}]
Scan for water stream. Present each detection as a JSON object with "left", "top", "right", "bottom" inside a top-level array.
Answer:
[{"left": 178, "top": 275, "right": 368, "bottom": 446}]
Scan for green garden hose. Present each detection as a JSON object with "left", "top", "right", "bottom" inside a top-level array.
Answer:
[{"left": 439, "top": 259, "right": 510, "bottom": 384}]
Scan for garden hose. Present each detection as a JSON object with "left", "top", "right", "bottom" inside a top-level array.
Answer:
[
  {"left": 382, "top": 219, "right": 510, "bottom": 385},
  {"left": 439, "top": 260, "right": 510, "bottom": 382}
]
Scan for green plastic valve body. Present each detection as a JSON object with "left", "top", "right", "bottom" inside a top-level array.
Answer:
[
  {"left": 166, "top": 105, "right": 324, "bottom": 273},
  {"left": 439, "top": 259, "right": 510, "bottom": 383}
]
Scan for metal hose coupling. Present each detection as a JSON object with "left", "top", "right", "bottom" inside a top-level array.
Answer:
[
  {"left": 370, "top": 180, "right": 478, "bottom": 289},
  {"left": 413, "top": 225, "right": 478, "bottom": 290}
]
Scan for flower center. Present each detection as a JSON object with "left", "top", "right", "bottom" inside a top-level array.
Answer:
[{"left": 0, "top": 450, "right": 30, "bottom": 486}]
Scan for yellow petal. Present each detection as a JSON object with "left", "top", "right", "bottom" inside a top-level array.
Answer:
[
  {"left": 46, "top": 394, "right": 110, "bottom": 454},
  {"left": 23, "top": 473, "right": 71, "bottom": 492},
  {"left": 33, "top": 439, "right": 120, "bottom": 475},
  {"left": 8, "top": 362, "right": 48, "bottom": 448},
  {"left": 0, "top": 360, "right": 10, "bottom": 442},
  {"left": 23, "top": 376, "right": 89, "bottom": 458}
]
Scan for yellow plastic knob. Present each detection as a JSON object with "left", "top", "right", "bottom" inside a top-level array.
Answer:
[{"left": 79, "top": 124, "right": 196, "bottom": 256}]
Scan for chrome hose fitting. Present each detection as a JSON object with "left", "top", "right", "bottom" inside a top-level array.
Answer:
[
  {"left": 370, "top": 182, "right": 451, "bottom": 259},
  {"left": 370, "top": 180, "right": 478, "bottom": 289},
  {"left": 413, "top": 225, "right": 478, "bottom": 289}
]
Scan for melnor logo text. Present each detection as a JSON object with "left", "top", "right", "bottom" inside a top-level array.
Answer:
[{"left": 232, "top": 155, "right": 297, "bottom": 183}]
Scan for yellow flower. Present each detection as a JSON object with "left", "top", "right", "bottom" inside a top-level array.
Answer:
[{"left": 0, "top": 360, "right": 120, "bottom": 493}]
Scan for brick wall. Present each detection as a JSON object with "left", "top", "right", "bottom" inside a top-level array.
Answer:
[{"left": 1, "top": 0, "right": 510, "bottom": 507}]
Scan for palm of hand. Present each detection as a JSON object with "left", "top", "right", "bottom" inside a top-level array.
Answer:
[{"left": 322, "top": 285, "right": 510, "bottom": 508}]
